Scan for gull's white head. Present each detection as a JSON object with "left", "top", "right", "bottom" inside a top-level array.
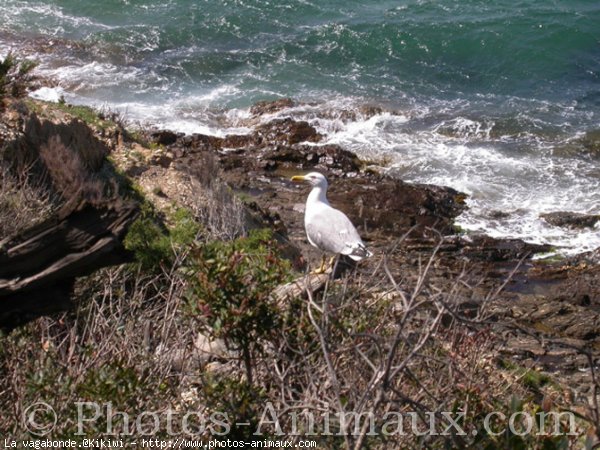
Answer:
[{"left": 290, "top": 172, "right": 328, "bottom": 189}]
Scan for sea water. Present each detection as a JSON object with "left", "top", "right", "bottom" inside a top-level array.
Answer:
[{"left": 1, "top": 0, "right": 599, "bottom": 253}]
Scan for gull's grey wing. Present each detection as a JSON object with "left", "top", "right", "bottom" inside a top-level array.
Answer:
[{"left": 305, "top": 206, "right": 363, "bottom": 255}]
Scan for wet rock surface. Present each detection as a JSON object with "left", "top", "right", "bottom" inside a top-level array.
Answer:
[{"left": 541, "top": 211, "right": 600, "bottom": 229}]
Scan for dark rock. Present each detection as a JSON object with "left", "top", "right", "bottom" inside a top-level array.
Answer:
[
  {"left": 250, "top": 98, "right": 295, "bottom": 116},
  {"left": 262, "top": 144, "right": 361, "bottom": 173},
  {"left": 150, "top": 154, "right": 173, "bottom": 168},
  {"left": 262, "top": 147, "right": 305, "bottom": 165},
  {"left": 172, "top": 147, "right": 185, "bottom": 158},
  {"left": 327, "top": 176, "right": 466, "bottom": 237},
  {"left": 260, "top": 160, "right": 278, "bottom": 171},
  {"left": 182, "top": 133, "right": 224, "bottom": 150},
  {"left": 541, "top": 211, "right": 600, "bottom": 229},
  {"left": 150, "top": 130, "right": 179, "bottom": 146},
  {"left": 460, "top": 236, "right": 552, "bottom": 262},
  {"left": 488, "top": 210, "right": 511, "bottom": 220},
  {"left": 306, "top": 153, "right": 318, "bottom": 163},
  {"left": 256, "top": 118, "right": 321, "bottom": 145},
  {"left": 221, "top": 134, "right": 258, "bottom": 148}
]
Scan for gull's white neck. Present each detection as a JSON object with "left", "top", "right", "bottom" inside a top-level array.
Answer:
[{"left": 307, "top": 184, "right": 329, "bottom": 207}]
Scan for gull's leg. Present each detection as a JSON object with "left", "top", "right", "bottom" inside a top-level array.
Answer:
[
  {"left": 312, "top": 254, "right": 327, "bottom": 274},
  {"left": 331, "top": 254, "right": 340, "bottom": 277}
]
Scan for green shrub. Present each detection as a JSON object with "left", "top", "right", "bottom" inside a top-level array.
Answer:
[
  {"left": 124, "top": 205, "right": 200, "bottom": 270},
  {"left": 0, "top": 52, "right": 37, "bottom": 98},
  {"left": 188, "top": 229, "right": 292, "bottom": 384},
  {"left": 201, "top": 375, "right": 266, "bottom": 441}
]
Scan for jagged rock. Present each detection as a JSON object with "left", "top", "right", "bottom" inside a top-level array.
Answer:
[
  {"left": 250, "top": 98, "right": 295, "bottom": 116},
  {"left": 488, "top": 210, "right": 511, "bottom": 219},
  {"left": 149, "top": 153, "right": 173, "bottom": 168},
  {"left": 458, "top": 236, "right": 552, "bottom": 262},
  {"left": 221, "top": 134, "right": 257, "bottom": 148},
  {"left": 541, "top": 211, "right": 600, "bottom": 229},
  {"left": 327, "top": 176, "right": 466, "bottom": 237},
  {"left": 262, "top": 144, "right": 361, "bottom": 173},
  {"left": 256, "top": 118, "right": 322, "bottom": 145},
  {"left": 150, "top": 129, "right": 180, "bottom": 146},
  {"left": 180, "top": 133, "right": 223, "bottom": 150}
]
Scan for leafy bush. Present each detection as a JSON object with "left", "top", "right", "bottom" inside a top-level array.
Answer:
[
  {"left": 188, "top": 228, "right": 292, "bottom": 384},
  {"left": 201, "top": 375, "right": 266, "bottom": 441},
  {"left": 0, "top": 52, "right": 37, "bottom": 98}
]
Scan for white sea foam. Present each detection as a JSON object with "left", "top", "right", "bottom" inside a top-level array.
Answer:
[
  {"left": 40, "top": 61, "right": 153, "bottom": 91},
  {"left": 29, "top": 86, "right": 66, "bottom": 103}
]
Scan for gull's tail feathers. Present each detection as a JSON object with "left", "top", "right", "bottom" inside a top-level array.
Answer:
[{"left": 345, "top": 242, "right": 373, "bottom": 261}]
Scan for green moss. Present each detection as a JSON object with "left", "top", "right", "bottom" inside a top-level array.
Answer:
[
  {"left": 533, "top": 251, "right": 564, "bottom": 265},
  {"left": 124, "top": 204, "right": 200, "bottom": 271},
  {"left": 56, "top": 103, "right": 113, "bottom": 129},
  {"left": 148, "top": 142, "right": 164, "bottom": 151},
  {"left": 521, "top": 368, "right": 551, "bottom": 390}
]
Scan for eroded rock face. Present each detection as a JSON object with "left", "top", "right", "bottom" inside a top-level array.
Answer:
[
  {"left": 541, "top": 211, "right": 600, "bottom": 229},
  {"left": 249, "top": 98, "right": 296, "bottom": 116},
  {"left": 3, "top": 113, "right": 110, "bottom": 173},
  {"left": 255, "top": 118, "right": 322, "bottom": 146},
  {"left": 327, "top": 176, "right": 465, "bottom": 237}
]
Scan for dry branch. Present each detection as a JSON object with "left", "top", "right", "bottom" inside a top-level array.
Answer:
[{"left": 0, "top": 201, "right": 139, "bottom": 330}]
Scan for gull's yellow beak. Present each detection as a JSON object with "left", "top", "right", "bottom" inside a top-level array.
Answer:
[{"left": 291, "top": 175, "right": 306, "bottom": 182}]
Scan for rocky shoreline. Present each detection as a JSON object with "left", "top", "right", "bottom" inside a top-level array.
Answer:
[
  {"left": 123, "top": 99, "right": 600, "bottom": 391},
  {"left": 2, "top": 92, "right": 600, "bottom": 431}
]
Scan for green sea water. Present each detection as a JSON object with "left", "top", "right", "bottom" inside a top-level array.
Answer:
[
  {"left": 3, "top": 1, "right": 599, "bottom": 109},
  {"left": 1, "top": 0, "right": 600, "bottom": 252}
]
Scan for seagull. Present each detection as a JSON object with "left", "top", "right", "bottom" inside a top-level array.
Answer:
[{"left": 291, "top": 172, "right": 372, "bottom": 273}]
